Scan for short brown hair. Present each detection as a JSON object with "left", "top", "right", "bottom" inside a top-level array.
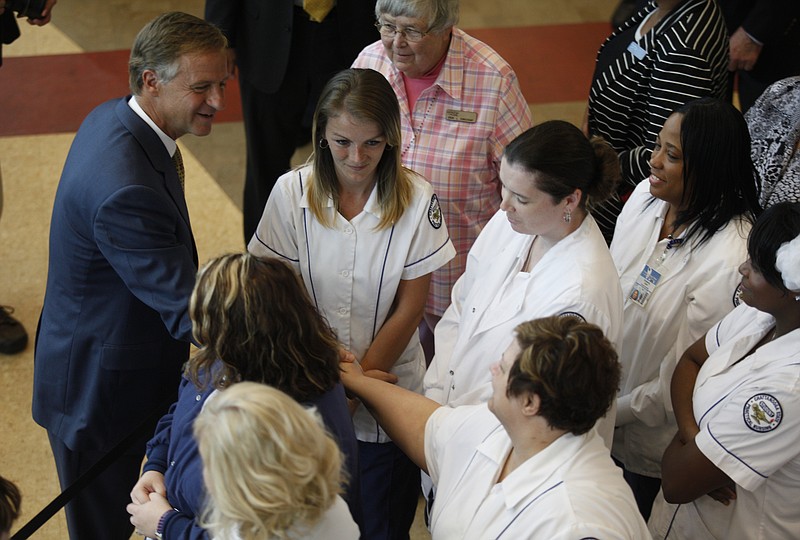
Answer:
[
  {"left": 508, "top": 316, "right": 621, "bottom": 435},
  {"left": 129, "top": 12, "right": 227, "bottom": 94}
]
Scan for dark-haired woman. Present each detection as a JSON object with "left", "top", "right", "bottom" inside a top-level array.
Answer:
[
  {"left": 586, "top": 0, "right": 730, "bottom": 242},
  {"left": 127, "top": 254, "right": 361, "bottom": 539},
  {"left": 424, "top": 120, "right": 623, "bottom": 447},
  {"left": 649, "top": 202, "right": 800, "bottom": 539},
  {"left": 609, "top": 98, "right": 761, "bottom": 520}
]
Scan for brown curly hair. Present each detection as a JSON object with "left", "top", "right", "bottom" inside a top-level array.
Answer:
[
  {"left": 185, "top": 253, "right": 341, "bottom": 401},
  {"left": 508, "top": 316, "right": 621, "bottom": 435}
]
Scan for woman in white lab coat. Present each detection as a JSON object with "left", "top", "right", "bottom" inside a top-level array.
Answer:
[
  {"left": 650, "top": 202, "right": 800, "bottom": 539},
  {"left": 424, "top": 120, "right": 623, "bottom": 445},
  {"left": 609, "top": 98, "right": 762, "bottom": 519},
  {"left": 248, "top": 68, "right": 455, "bottom": 539},
  {"left": 194, "top": 382, "right": 359, "bottom": 540},
  {"left": 341, "top": 316, "right": 651, "bottom": 539}
]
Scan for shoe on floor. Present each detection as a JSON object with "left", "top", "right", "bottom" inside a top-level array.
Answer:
[{"left": 0, "top": 306, "right": 28, "bottom": 355}]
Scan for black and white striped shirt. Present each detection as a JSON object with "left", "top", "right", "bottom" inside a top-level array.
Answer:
[{"left": 587, "top": 0, "right": 730, "bottom": 242}]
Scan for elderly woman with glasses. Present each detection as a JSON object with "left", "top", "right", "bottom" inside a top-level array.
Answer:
[{"left": 353, "top": 0, "right": 531, "bottom": 357}]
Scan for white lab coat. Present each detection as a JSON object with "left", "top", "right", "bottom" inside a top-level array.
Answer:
[
  {"left": 610, "top": 180, "right": 750, "bottom": 477},
  {"left": 249, "top": 166, "right": 455, "bottom": 442},
  {"left": 223, "top": 495, "right": 359, "bottom": 540},
  {"left": 649, "top": 304, "right": 800, "bottom": 539},
  {"left": 425, "top": 405, "right": 651, "bottom": 540},
  {"left": 423, "top": 210, "right": 623, "bottom": 444}
]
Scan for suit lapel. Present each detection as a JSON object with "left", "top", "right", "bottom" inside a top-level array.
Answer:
[{"left": 115, "top": 98, "right": 198, "bottom": 265}]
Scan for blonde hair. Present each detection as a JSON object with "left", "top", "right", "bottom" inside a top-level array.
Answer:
[
  {"left": 308, "top": 68, "right": 412, "bottom": 230},
  {"left": 194, "top": 382, "right": 344, "bottom": 540}
]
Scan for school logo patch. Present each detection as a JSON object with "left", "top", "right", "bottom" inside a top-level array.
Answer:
[
  {"left": 428, "top": 194, "right": 442, "bottom": 229},
  {"left": 744, "top": 394, "right": 782, "bottom": 433},
  {"left": 733, "top": 283, "right": 742, "bottom": 307}
]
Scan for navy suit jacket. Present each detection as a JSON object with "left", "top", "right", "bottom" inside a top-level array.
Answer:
[{"left": 33, "top": 97, "right": 198, "bottom": 453}]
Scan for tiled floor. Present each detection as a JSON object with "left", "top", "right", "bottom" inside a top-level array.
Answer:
[{"left": 0, "top": 1, "right": 619, "bottom": 537}]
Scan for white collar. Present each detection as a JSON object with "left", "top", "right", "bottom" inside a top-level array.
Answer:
[{"left": 128, "top": 95, "right": 178, "bottom": 157}]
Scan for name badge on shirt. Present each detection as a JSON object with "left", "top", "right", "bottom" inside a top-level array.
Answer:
[
  {"left": 628, "top": 236, "right": 684, "bottom": 307},
  {"left": 627, "top": 41, "right": 647, "bottom": 60},
  {"left": 629, "top": 263, "right": 661, "bottom": 307},
  {"left": 445, "top": 109, "right": 477, "bottom": 123}
]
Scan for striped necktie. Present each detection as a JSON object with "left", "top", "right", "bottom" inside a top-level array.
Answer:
[
  {"left": 172, "top": 146, "right": 185, "bottom": 192},
  {"left": 303, "top": 0, "right": 334, "bottom": 22}
]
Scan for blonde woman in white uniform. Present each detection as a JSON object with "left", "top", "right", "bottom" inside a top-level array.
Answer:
[
  {"left": 194, "top": 382, "right": 359, "bottom": 540},
  {"left": 424, "top": 120, "right": 623, "bottom": 446},
  {"left": 341, "top": 316, "right": 650, "bottom": 539},
  {"left": 248, "top": 68, "right": 455, "bottom": 539},
  {"left": 609, "top": 98, "right": 761, "bottom": 519},
  {"left": 650, "top": 202, "right": 800, "bottom": 539}
]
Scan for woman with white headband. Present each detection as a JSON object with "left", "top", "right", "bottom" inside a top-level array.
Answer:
[{"left": 649, "top": 201, "right": 800, "bottom": 539}]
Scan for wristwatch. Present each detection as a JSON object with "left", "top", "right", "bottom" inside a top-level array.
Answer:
[{"left": 155, "top": 509, "right": 177, "bottom": 539}]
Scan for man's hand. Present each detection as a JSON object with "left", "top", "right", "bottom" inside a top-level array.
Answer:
[
  {"left": 25, "top": 0, "right": 56, "bottom": 25},
  {"left": 728, "top": 26, "right": 762, "bottom": 72}
]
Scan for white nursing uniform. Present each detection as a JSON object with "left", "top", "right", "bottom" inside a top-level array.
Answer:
[
  {"left": 225, "top": 495, "right": 359, "bottom": 540},
  {"left": 423, "top": 210, "right": 623, "bottom": 445},
  {"left": 649, "top": 304, "right": 800, "bottom": 539},
  {"left": 424, "top": 405, "right": 651, "bottom": 540},
  {"left": 610, "top": 179, "right": 750, "bottom": 477},
  {"left": 249, "top": 166, "right": 455, "bottom": 442}
]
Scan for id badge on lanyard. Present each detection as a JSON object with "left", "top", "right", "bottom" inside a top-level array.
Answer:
[{"left": 628, "top": 236, "right": 684, "bottom": 307}]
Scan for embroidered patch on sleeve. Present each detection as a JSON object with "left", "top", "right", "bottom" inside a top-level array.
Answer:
[
  {"left": 428, "top": 194, "right": 442, "bottom": 229},
  {"left": 733, "top": 283, "right": 742, "bottom": 307},
  {"left": 744, "top": 394, "right": 782, "bottom": 432}
]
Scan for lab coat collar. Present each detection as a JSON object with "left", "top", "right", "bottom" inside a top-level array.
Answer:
[
  {"left": 476, "top": 428, "right": 585, "bottom": 510},
  {"left": 297, "top": 167, "right": 383, "bottom": 220}
]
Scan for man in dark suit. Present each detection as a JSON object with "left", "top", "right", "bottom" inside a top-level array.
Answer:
[
  {"left": 32, "top": 12, "right": 228, "bottom": 539},
  {"left": 205, "top": 0, "right": 377, "bottom": 242},
  {"left": 719, "top": 0, "right": 800, "bottom": 112}
]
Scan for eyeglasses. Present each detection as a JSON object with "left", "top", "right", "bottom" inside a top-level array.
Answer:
[{"left": 374, "top": 21, "right": 429, "bottom": 42}]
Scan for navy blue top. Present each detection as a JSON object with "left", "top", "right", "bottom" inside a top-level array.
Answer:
[{"left": 143, "top": 365, "right": 362, "bottom": 539}]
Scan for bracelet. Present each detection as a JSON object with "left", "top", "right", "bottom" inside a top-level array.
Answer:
[{"left": 155, "top": 509, "right": 177, "bottom": 539}]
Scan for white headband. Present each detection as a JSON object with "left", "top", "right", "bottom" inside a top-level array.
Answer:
[{"left": 775, "top": 233, "right": 800, "bottom": 291}]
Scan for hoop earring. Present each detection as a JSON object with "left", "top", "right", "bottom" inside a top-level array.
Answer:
[
  {"left": 318, "top": 138, "right": 329, "bottom": 149},
  {"left": 563, "top": 208, "right": 571, "bottom": 223}
]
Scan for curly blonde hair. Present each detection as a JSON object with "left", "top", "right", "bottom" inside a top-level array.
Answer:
[{"left": 194, "top": 382, "right": 344, "bottom": 540}]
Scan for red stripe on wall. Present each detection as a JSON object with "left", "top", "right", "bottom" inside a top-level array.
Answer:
[{"left": 0, "top": 23, "right": 609, "bottom": 137}]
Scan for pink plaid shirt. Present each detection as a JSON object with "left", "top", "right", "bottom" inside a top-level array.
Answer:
[{"left": 354, "top": 28, "right": 531, "bottom": 315}]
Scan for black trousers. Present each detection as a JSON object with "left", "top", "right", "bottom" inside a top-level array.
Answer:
[
  {"left": 48, "top": 432, "right": 148, "bottom": 540},
  {"left": 358, "top": 440, "right": 420, "bottom": 540},
  {"left": 240, "top": 6, "right": 352, "bottom": 242}
]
